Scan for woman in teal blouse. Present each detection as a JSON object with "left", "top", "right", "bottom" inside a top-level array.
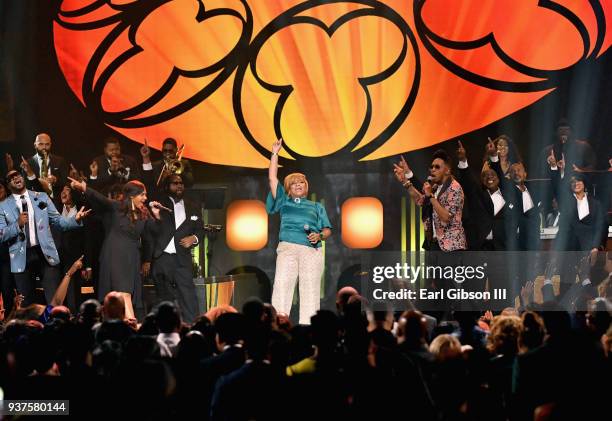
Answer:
[{"left": 267, "top": 139, "right": 332, "bottom": 324}]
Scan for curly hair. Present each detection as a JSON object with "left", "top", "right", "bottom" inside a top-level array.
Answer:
[{"left": 486, "top": 315, "right": 522, "bottom": 356}]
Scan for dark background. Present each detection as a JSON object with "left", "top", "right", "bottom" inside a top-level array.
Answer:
[{"left": 1, "top": 0, "right": 611, "bottom": 312}]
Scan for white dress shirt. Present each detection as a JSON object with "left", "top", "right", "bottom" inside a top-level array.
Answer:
[
  {"left": 517, "top": 185, "right": 534, "bottom": 213},
  {"left": 164, "top": 197, "right": 187, "bottom": 254},
  {"left": 486, "top": 189, "right": 506, "bottom": 240},
  {"left": 575, "top": 193, "right": 590, "bottom": 220},
  {"left": 13, "top": 192, "right": 38, "bottom": 246}
]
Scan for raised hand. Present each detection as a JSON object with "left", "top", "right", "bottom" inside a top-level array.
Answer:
[
  {"left": 69, "top": 163, "right": 80, "bottom": 180},
  {"left": 547, "top": 149, "right": 557, "bottom": 167},
  {"left": 68, "top": 255, "right": 84, "bottom": 276},
  {"left": 486, "top": 137, "right": 496, "bottom": 157},
  {"left": 457, "top": 140, "right": 466, "bottom": 162},
  {"left": 20, "top": 156, "right": 34, "bottom": 178},
  {"left": 140, "top": 138, "right": 151, "bottom": 163},
  {"left": 520, "top": 280, "right": 534, "bottom": 306},
  {"left": 271, "top": 138, "right": 283, "bottom": 154},
  {"left": 68, "top": 176, "right": 86, "bottom": 192},
  {"left": 75, "top": 206, "right": 92, "bottom": 222},
  {"left": 89, "top": 160, "right": 98, "bottom": 177},
  {"left": 5, "top": 153, "right": 14, "bottom": 171},
  {"left": 393, "top": 155, "right": 412, "bottom": 183}
]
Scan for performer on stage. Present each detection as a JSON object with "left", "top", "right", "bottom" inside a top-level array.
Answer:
[
  {"left": 0, "top": 170, "right": 88, "bottom": 306},
  {"left": 143, "top": 173, "right": 203, "bottom": 323},
  {"left": 69, "top": 177, "right": 161, "bottom": 319},
  {"left": 555, "top": 174, "right": 606, "bottom": 296},
  {"left": 266, "top": 139, "right": 332, "bottom": 325},
  {"left": 394, "top": 150, "right": 466, "bottom": 252},
  {"left": 482, "top": 135, "right": 522, "bottom": 179}
]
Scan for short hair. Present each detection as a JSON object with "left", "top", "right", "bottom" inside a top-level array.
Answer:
[
  {"left": 103, "top": 292, "right": 125, "bottom": 320},
  {"left": 486, "top": 315, "right": 522, "bottom": 355},
  {"left": 162, "top": 138, "right": 178, "bottom": 148},
  {"left": 283, "top": 173, "right": 309, "bottom": 196},
  {"left": 104, "top": 137, "right": 120, "bottom": 147},
  {"left": 432, "top": 149, "right": 451, "bottom": 167},
  {"left": 155, "top": 302, "right": 181, "bottom": 333},
  {"left": 164, "top": 173, "right": 183, "bottom": 193},
  {"left": 429, "top": 334, "right": 461, "bottom": 360},
  {"left": 214, "top": 312, "right": 245, "bottom": 345}
]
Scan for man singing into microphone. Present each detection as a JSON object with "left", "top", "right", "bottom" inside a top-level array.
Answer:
[
  {"left": 0, "top": 170, "right": 89, "bottom": 306},
  {"left": 143, "top": 174, "right": 203, "bottom": 323}
]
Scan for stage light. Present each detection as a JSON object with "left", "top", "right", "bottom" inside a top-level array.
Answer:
[
  {"left": 341, "top": 197, "right": 383, "bottom": 249},
  {"left": 226, "top": 200, "right": 268, "bottom": 251}
]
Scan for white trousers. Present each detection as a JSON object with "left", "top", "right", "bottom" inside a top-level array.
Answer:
[{"left": 272, "top": 241, "right": 323, "bottom": 324}]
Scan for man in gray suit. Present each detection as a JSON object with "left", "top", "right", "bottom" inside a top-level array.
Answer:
[{"left": 0, "top": 170, "right": 89, "bottom": 305}]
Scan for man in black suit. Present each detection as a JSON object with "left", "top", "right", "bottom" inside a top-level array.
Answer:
[
  {"left": 456, "top": 140, "right": 508, "bottom": 251},
  {"left": 26, "top": 133, "right": 68, "bottom": 202},
  {"left": 495, "top": 161, "right": 543, "bottom": 301},
  {"left": 140, "top": 137, "right": 194, "bottom": 199},
  {"left": 144, "top": 173, "right": 202, "bottom": 323},
  {"left": 90, "top": 137, "right": 140, "bottom": 189},
  {"left": 456, "top": 141, "right": 511, "bottom": 308},
  {"left": 554, "top": 174, "right": 606, "bottom": 297}
]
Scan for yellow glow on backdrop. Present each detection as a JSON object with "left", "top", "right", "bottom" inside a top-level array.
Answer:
[
  {"left": 226, "top": 200, "right": 268, "bottom": 251},
  {"left": 53, "top": 1, "right": 612, "bottom": 167},
  {"left": 342, "top": 197, "right": 383, "bottom": 249}
]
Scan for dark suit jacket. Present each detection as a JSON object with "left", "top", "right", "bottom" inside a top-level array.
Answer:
[
  {"left": 143, "top": 196, "right": 203, "bottom": 264},
  {"left": 491, "top": 161, "right": 541, "bottom": 251},
  {"left": 457, "top": 166, "right": 507, "bottom": 250},
  {"left": 555, "top": 191, "right": 605, "bottom": 251},
  {"left": 26, "top": 153, "right": 68, "bottom": 198},
  {"left": 92, "top": 154, "right": 141, "bottom": 188}
]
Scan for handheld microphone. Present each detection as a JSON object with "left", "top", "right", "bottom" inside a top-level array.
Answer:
[
  {"left": 149, "top": 201, "right": 173, "bottom": 213},
  {"left": 303, "top": 224, "right": 318, "bottom": 247}
]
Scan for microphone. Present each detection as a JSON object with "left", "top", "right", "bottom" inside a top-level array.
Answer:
[
  {"left": 303, "top": 224, "right": 318, "bottom": 247},
  {"left": 149, "top": 201, "right": 173, "bottom": 213}
]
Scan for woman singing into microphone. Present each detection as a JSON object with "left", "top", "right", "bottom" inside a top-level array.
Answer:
[
  {"left": 69, "top": 178, "right": 161, "bottom": 319},
  {"left": 267, "top": 139, "right": 332, "bottom": 325}
]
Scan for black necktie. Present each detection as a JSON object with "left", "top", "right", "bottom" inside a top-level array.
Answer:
[{"left": 20, "top": 195, "right": 30, "bottom": 246}]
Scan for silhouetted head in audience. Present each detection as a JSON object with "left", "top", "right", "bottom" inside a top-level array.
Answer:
[
  {"left": 124, "top": 335, "right": 162, "bottom": 364},
  {"left": 138, "top": 312, "right": 159, "bottom": 335},
  {"left": 156, "top": 301, "right": 181, "bottom": 334},
  {"left": 214, "top": 312, "right": 245, "bottom": 352},
  {"left": 103, "top": 292, "right": 125, "bottom": 321},
  {"left": 587, "top": 298, "right": 611, "bottom": 338},
  {"left": 310, "top": 310, "right": 340, "bottom": 355},
  {"left": 486, "top": 315, "right": 522, "bottom": 356},
  {"left": 78, "top": 299, "right": 102, "bottom": 328},
  {"left": 520, "top": 311, "right": 545, "bottom": 352},
  {"left": 50, "top": 305, "right": 71, "bottom": 321},
  {"left": 397, "top": 310, "right": 428, "bottom": 349},
  {"left": 242, "top": 297, "right": 266, "bottom": 325},
  {"left": 176, "top": 330, "right": 211, "bottom": 362},
  {"left": 336, "top": 286, "right": 358, "bottom": 315},
  {"left": 429, "top": 334, "right": 462, "bottom": 361}
]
